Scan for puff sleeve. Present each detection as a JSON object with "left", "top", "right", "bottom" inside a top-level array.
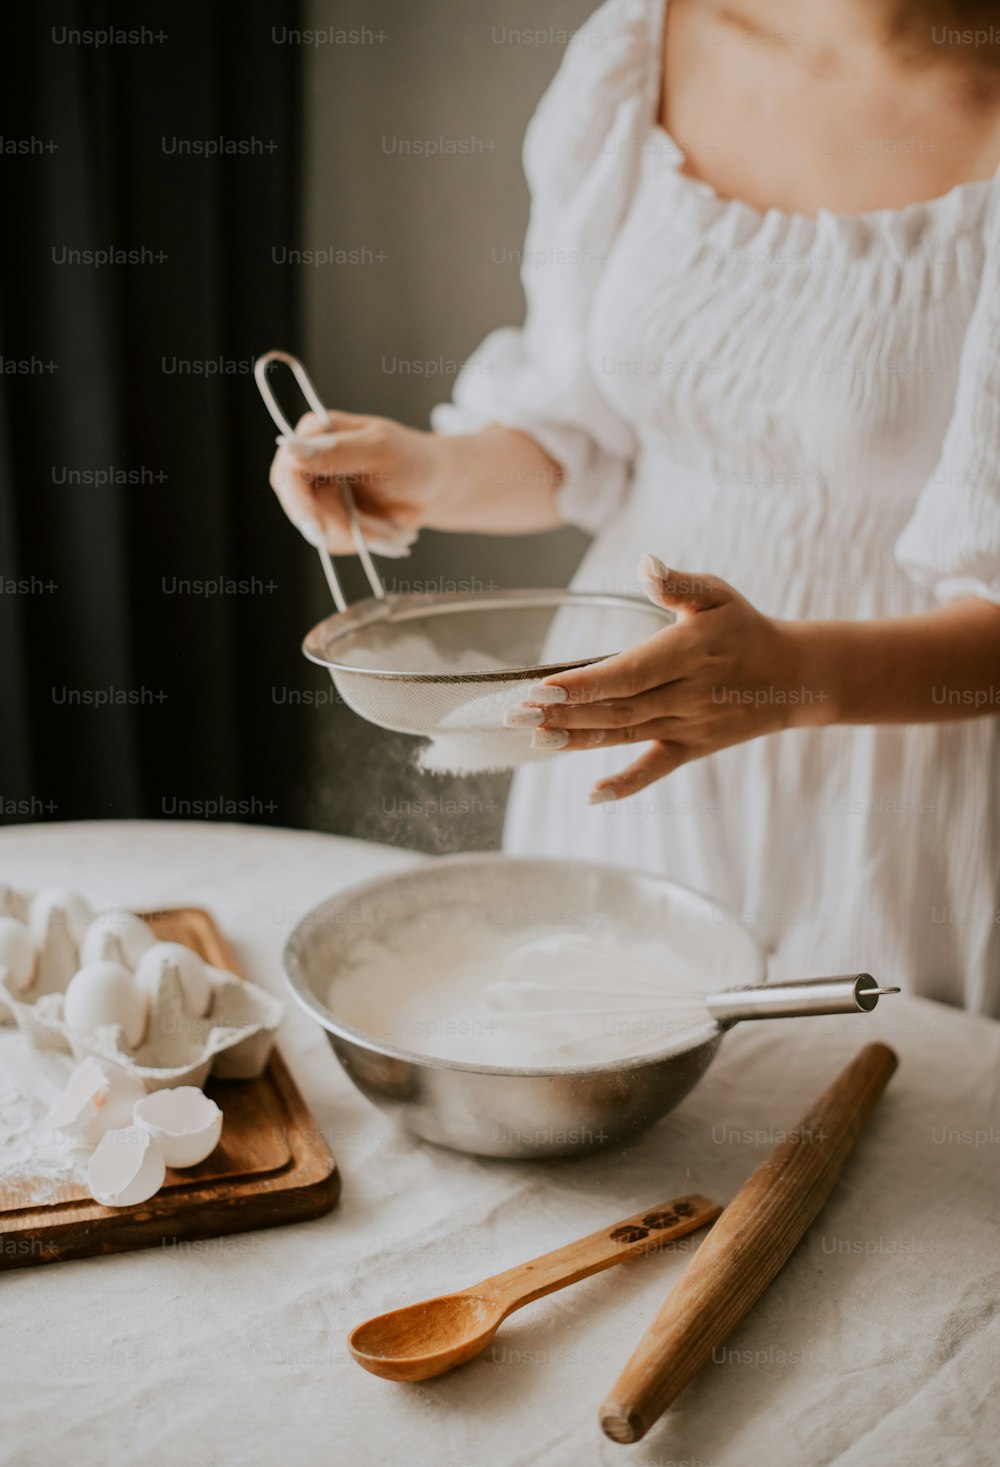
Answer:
[
  {"left": 895, "top": 189, "right": 1000, "bottom": 605},
  {"left": 431, "top": 0, "right": 660, "bottom": 534}
]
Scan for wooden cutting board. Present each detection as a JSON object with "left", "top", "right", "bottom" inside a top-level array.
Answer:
[{"left": 0, "top": 908, "right": 339, "bottom": 1269}]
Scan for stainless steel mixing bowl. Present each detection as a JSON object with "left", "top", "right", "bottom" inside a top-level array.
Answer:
[
  {"left": 282, "top": 856, "right": 761, "bottom": 1158},
  {"left": 283, "top": 856, "right": 894, "bottom": 1158}
]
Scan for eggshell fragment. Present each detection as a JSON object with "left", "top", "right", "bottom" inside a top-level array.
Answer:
[
  {"left": 49, "top": 1057, "right": 148, "bottom": 1147},
  {"left": 87, "top": 1125, "right": 166, "bottom": 1206},
  {"left": 133, "top": 1086, "right": 223, "bottom": 1167},
  {"left": 135, "top": 942, "right": 214, "bottom": 1018},
  {"left": 64, "top": 962, "right": 150, "bottom": 1048},
  {"left": 81, "top": 910, "right": 157, "bottom": 969},
  {"left": 0, "top": 916, "right": 38, "bottom": 992}
]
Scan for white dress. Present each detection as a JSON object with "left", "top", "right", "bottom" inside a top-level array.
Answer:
[{"left": 433, "top": 0, "right": 1000, "bottom": 1013}]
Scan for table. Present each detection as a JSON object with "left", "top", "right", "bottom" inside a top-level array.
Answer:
[{"left": 1, "top": 822, "right": 997, "bottom": 1467}]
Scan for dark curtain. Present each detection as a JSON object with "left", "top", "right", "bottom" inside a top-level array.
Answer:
[{"left": 0, "top": 0, "right": 316, "bottom": 827}]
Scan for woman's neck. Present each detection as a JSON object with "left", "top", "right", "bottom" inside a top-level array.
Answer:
[{"left": 660, "top": 0, "right": 1000, "bottom": 217}]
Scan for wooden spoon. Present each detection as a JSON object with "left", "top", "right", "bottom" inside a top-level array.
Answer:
[{"left": 349, "top": 1193, "right": 721, "bottom": 1382}]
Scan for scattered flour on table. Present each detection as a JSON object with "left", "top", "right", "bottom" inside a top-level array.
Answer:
[{"left": 0, "top": 1033, "right": 89, "bottom": 1199}]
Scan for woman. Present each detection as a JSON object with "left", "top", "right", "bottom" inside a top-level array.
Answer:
[{"left": 271, "top": 0, "right": 1000, "bottom": 1013}]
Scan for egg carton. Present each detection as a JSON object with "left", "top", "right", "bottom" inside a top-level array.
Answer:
[{"left": 0, "top": 886, "right": 283, "bottom": 1091}]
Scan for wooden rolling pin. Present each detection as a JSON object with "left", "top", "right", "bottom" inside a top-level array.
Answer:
[{"left": 600, "top": 1041, "right": 898, "bottom": 1444}]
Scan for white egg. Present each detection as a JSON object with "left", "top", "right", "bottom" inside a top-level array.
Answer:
[
  {"left": 135, "top": 942, "right": 214, "bottom": 1018},
  {"left": 49, "top": 1057, "right": 147, "bottom": 1147},
  {"left": 87, "top": 1125, "right": 166, "bottom": 1206},
  {"left": 133, "top": 1086, "right": 223, "bottom": 1167},
  {"left": 80, "top": 910, "right": 157, "bottom": 969},
  {"left": 28, "top": 888, "right": 93, "bottom": 946},
  {"left": 63, "top": 961, "right": 150, "bottom": 1047},
  {"left": 0, "top": 916, "right": 38, "bottom": 992}
]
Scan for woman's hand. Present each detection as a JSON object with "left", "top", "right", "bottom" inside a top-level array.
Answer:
[
  {"left": 269, "top": 410, "right": 446, "bottom": 555},
  {"left": 505, "top": 555, "right": 824, "bottom": 802},
  {"left": 269, "top": 416, "right": 565, "bottom": 550}
]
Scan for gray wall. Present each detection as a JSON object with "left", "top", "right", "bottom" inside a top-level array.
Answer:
[{"left": 296, "top": 0, "right": 597, "bottom": 850}]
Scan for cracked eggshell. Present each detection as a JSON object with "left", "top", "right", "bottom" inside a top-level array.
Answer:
[
  {"left": 87, "top": 1125, "right": 166, "bottom": 1207},
  {"left": 0, "top": 916, "right": 38, "bottom": 993},
  {"left": 134, "top": 1086, "right": 223, "bottom": 1167},
  {"left": 81, "top": 910, "right": 157, "bottom": 969},
  {"left": 49, "top": 1056, "right": 148, "bottom": 1148},
  {"left": 135, "top": 942, "right": 214, "bottom": 1018},
  {"left": 64, "top": 962, "right": 150, "bottom": 1049}
]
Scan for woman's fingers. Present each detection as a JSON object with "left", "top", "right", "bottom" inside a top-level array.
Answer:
[
  {"left": 268, "top": 446, "right": 338, "bottom": 539},
  {"left": 280, "top": 422, "right": 387, "bottom": 482},
  {"left": 293, "top": 409, "right": 367, "bottom": 435},
  {"left": 528, "top": 718, "right": 680, "bottom": 751},
  {"left": 507, "top": 684, "right": 686, "bottom": 731},
  {"left": 638, "top": 556, "right": 730, "bottom": 614},
  {"left": 270, "top": 421, "right": 395, "bottom": 548},
  {"left": 588, "top": 742, "right": 689, "bottom": 802},
  {"left": 280, "top": 411, "right": 374, "bottom": 468},
  {"left": 525, "top": 631, "right": 682, "bottom": 706},
  {"left": 525, "top": 559, "right": 734, "bottom": 706}
]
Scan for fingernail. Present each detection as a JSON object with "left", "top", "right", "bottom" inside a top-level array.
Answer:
[
  {"left": 589, "top": 786, "right": 618, "bottom": 804},
  {"left": 531, "top": 729, "right": 569, "bottom": 749},
  {"left": 526, "top": 684, "right": 568, "bottom": 705},
  {"left": 638, "top": 554, "right": 669, "bottom": 582},
  {"left": 278, "top": 433, "right": 339, "bottom": 459},
  {"left": 503, "top": 706, "right": 545, "bottom": 728},
  {"left": 296, "top": 517, "right": 325, "bottom": 547}
]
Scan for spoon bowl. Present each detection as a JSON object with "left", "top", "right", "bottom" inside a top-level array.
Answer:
[{"left": 349, "top": 1293, "right": 505, "bottom": 1382}]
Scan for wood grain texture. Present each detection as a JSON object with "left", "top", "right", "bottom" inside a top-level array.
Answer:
[
  {"left": 350, "top": 1193, "right": 722, "bottom": 1382},
  {"left": 600, "top": 1042, "right": 898, "bottom": 1444},
  {"left": 0, "top": 908, "right": 339, "bottom": 1270}
]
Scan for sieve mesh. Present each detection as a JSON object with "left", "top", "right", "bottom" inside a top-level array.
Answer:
[{"left": 302, "top": 591, "right": 674, "bottom": 737}]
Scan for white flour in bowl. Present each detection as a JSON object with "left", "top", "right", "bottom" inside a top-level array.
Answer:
[{"left": 324, "top": 911, "right": 717, "bottom": 1069}]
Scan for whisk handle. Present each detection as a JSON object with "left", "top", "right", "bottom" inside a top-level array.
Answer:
[{"left": 705, "top": 973, "right": 899, "bottom": 1025}]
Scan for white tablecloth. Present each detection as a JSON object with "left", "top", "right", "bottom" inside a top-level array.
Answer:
[{"left": 1, "top": 822, "right": 997, "bottom": 1467}]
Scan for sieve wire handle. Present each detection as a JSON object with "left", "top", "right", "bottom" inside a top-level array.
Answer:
[{"left": 254, "top": 349, "right": 387, "bottom": 610}]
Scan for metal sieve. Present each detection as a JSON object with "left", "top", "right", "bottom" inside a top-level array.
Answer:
[{"left": 256, "top": 351, "right": 673, "bottom": 739}]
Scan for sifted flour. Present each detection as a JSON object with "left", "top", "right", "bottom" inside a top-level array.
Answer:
[
  {"left": 416, "top": 729, "right": 554, "bottom": 776},
  {"left": 336, "top": 630, "right": 558, "bottom": 774}
]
